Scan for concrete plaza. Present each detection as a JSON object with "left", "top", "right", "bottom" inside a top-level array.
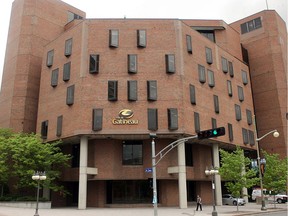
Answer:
[{"left": 0, "top": 203, "right": 287, "bottom": 216}]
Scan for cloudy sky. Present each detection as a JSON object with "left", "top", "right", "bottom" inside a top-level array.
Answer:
[{"left": 0, "top": 0, "right": 287, "bottom": 88}]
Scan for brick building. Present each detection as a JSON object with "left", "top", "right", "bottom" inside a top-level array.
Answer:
[{"left": 0, "top": 0, "right": 286, "bottom": 209}]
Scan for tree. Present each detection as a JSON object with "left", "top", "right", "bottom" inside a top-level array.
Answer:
[
  {"left": 219, "top": 147, "right": 259, "bottom": 210},
  {"left": 262, "top": 151, "right": 288, "bottom": 207},
  {"left": 0, "top": 128, "right": 71, "bottom": 197}
]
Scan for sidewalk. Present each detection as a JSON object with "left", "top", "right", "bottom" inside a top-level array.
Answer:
[{"left": 0, "top": 203, "right": 287, "bottom": 216}]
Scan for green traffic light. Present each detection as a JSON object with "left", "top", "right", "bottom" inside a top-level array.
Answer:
[{"left": 213, "top": 130, "right": 217, "bottom": 135}]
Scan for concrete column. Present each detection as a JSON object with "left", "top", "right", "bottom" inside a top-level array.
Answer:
[
  {"left": 241, "top": 150, "right": 249, "bottom": 203},
  {"left": 178, "top": 140, "right": 187, "bottom": 208},
  {"left": 78, "top": 136, "right": 88, "bottom": 209},
  {"left": 212, "top": 144, "right": 222, "bottom": 206}
]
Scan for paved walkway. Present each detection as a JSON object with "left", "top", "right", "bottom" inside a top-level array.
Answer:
[{"left": 0, "top": 203, "right": 287, "bottom": 216}]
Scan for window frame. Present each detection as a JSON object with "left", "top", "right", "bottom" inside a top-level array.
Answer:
[
  {"left": 148, "top": 108, "right": 158, "bottom": 131},
  {"left": 92, "top": 108, "right": 103, "bottom": 131},
  {"left": 64, "top": 38, "right": 73, "bottom": 57},
  {"left": 242, "top": 70, "right": 248, "bottom": 85},
  {"left": 189, "top": 84, "right": 196, "bottom": 105},
  {"left": 63, "top": 61, "right": 71, "bottom": 81},
  {"left": 221, "top": 57, "right": 228, "bottom": 73},
  {"left": 237, "top": 86, "right": 244, "bottom": 102},
  {"left": 168, "top": 108, "right": 178, "bottom": 130},
  {"left": 127, "top": 80, "right": 137, "bottom": 101},
  {"left": 194, "top": 112, "right": 200, "bottom": 133},
  {"left": 89, "top": 54, "right": 100, "bottom": 74},
  {"left": 165, "top": 54, "right": 175, "bottom": 73},
  {"left": 109, "top": 29, "right": 119, "bottom": 48},
  {"left": 186, "top": 35, "right": 192, "bottom": 54},
  {"left": 51, "top": 68, "right": 59, "bottom": 87},
  {"left": 147, "top": 80, "right": 157, "bottom": 101},
  {"left": 205, "top": 47, "right": 213, "bottom": 64},
  {"left": 227, "top": 80, "right": 233, "bottom": 97},
  {"left": 213, "top": 95, "right": 220, "bottom": 114},
  {"left": 122, "top": 141, "right": 143, "bottom": 165},
  {"left": 46, "top": 49, "right": 54, "bottom": 67},
  {"left": 137, "top": 30, "right": 146, "bottom": 48},
  {"left": 128, "top": 54, "right": 137, "bottom": 73},
  {"left": 56, "top": 115, "right": 63, "bottom": 137},
  {"left": 108, "top": 80, "right": 118, "bottom": 101},
  {"left": 235, "top": 104, "right": 242, "bottom": 121},
  {"left": 208, "top": 70, "right": 215, "bottom": 87},
  {"left": 198, "top": 64, "right": 206, "bottom": 83},
  {"left": 66, "top": 85, "right": 75, "bottom": 105}
]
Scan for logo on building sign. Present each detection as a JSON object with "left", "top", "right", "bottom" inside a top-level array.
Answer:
[{"left": 112, "top": 109, "right": 139, "bottom": 125}]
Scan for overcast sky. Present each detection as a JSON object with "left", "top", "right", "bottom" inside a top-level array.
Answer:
[{"left": 0, "top": 0, "right": 287, "bottom": 88}]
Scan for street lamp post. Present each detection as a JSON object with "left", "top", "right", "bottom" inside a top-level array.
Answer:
[
  {"left": 32, "top": 171, "right": 46, "bottom": 216},
  {"left": 255, "top": 129, "right": 279, "bottom": 210},
  {"left": 205, "top": 167, "right": 219, "bottom": 216}
]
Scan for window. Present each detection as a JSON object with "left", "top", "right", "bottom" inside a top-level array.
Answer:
[
  {"left": 213, "top": 95, "right": 219, "bottom": 114},
  {"left": 66, "top": 85, "right": 75, "bottom": 105},
  {"left": 67, "top": 11, "right": 83, "bottom": 22},
  {"left": 228, "top": 61, "right": 234, "bottom": 77},
  {"left": 147, "top": 80, "right": 157, "bottom": 101},
  {"left": 65, "top": 38, "right": 73, "bottom": 57},
  {"left": 108, "top": 81, "right": 118, "bottom": 101},
  {"left": 186, "top": 35, "right": 192, "bottom": 54},
  {"left": 198, "top": 64, "right": 206, "bottom": 83},
  {"left": 246, "top": 109, "right": 252, "bottom": 125},
  {"left": 168, "top": 108, "right": 178, "bottom": 130},
  {"left": 208, "top": 70, "right": 215, "bottom": 87},
  {"left": 194, "top": 112, "right": 200, "bottom": 132},
  {"left": 148, "top": 108, "right": 158, "bottom": 131},
  {"left": 185, "top": 143, "right": 193, "bottom": 166},
  {"left": 238, "top": 86, "right": 244, "bottom": 102},
  {"left": 205, "top": 47, "right": 213, "bottom": 64},
  {"left": 89, "top": 54, "right": 99, "bottom": 74},
  {"left": 227, "top": 80, "right": 233, "bottom": 97},
  {"left": 137, "top": 30, "right": 146, "bottom": 48},
  {"left": 51, "top": 68, "right": 59, "bottom": 87},
  {"left": 128, "top": 80, "right": 137, "bottom": 101},
  {"left": 242, "top": 70, "right": 248, "bottom": 85},
  {"left": 198, "top": 30, "right": 215, "bottom": 42},
  {"left": 241, "top": 17, "right": 262, "bottom": 34},
  {"left": 46, "top": 50, "right": 54, "bottom": 67},
  {"left": 56, "top": 115, "right": 63, "bottom": 137},
  {"left": 235, "top": 104, "right": 242, "bottom": 121},
  {"left": 248, "top": 130, "right": 255, "bottom": 145},
  {"left": 221, "top": 57, "right": 228, "bottom": 73},
  {"left": 165, "top": 54, "right": 175, "bottom": 73},
  {"left": 122, "top": 140, "right": 143, "bottom": 165},
  {"left": 189, "top": 84, "right": 196, "bottom": 105},
  {"left": 242, "top": 128, "right": 249, "bottom": 144},
  {"left": 109, "top": 29, "right": 119, "bottom": 48},
  {"left": 63, "top": 62, "right": 71, "bottom": 81},
  {"left": 211, "top": 118, "right": 217, "bottom": 129},
  {"left": 92, "top": 108, "right": 103, "bottom": 131},
  {"left": 41, "top": 120, "right": 48, "bottom": 139},
  {"left": 228, "top": 123, "right": 233, "bottom": 141},
  {"left": 128, "top": 54, "right": 137, "bottom": 73}
]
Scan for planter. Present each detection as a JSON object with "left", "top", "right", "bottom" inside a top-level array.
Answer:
[{"left": 0, "top": 201, "right": 51, "bottom": 209}]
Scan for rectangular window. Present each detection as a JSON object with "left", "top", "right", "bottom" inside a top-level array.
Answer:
[
  {"left": 208, "top": 70, "right": 215, "bottom": 87},
  {"left": 189, "top": 84, "right": 196, "bottom": 105},
  {"left": 186, "top": 35, "right": 192, "bottom": 54},
  {"left": 228, "top": 123, "right": 233, "bottom": 141},
  {"left": 63, "top": 62, "right": 71, "bottom": 81},
  {"left": 221, "top": 57, "right": 228, "bottom": 73},
  {"left": 194, "top": 112, "right": 200, "bottom": 132},
  {"left": 128, "top": 54, "right": 137, "bottom": 73},
  {"left": 227, "top": 80, "right": 233, "bottom": 97},
  {"left": 246, "top": 109, "right": 252, "bottom": 125},
  {"left": 198, "top": 64, "right": 206, "bottom": 83},
  {"left": 92, "top": 108, "right": 103, "bottom": 131},
  {"left": 89, "top": 54, "right": 100, "bottom": 74},
  {"left": 51, "top": 68, "right": 59, "bottom": 87},
  {"left": 185, "top": 143, "right": 193, "bottom": 167},
  {"left": 205, "top": 47, "right": 213, "bottom": 64},
  {"left": 240, "top": 17, "right": 262, "bottom": 34},
  {"left": 128, "top": 80, "right": 137, "bottom": 101},
  {"left": 168, "top": 108, "right": 178, "bottom": 130},
  {"left": 65, "top": 38, "right": 73, "bottom": 57},
  {"left": 165, "top": 54, "right": 175, "bottom": 73},
  {"left": 41, "top": 120, "right": 48, "bottom": 139},
  {"left": 56, "top": 115, "right": 63, "bottom": 137},
  {"left": 109, "top": 29, "right": 119, "bottom": 48},
  {"left": 211, "top": 118, "right": 217, "bottom": 129},
  {"left": 108, "top": 81, "right": 118, "bottom": 101},
  {"left": 198, "top": 30, "right": 215, "bottom": 42},
  {"left": 235, "top": 104, "right": 242, "bottom": 121},
  {"left": 248, "top": 130, "right": 255, "bottom": 145},
  {"left": 228, "top": 61, "right": 234, "bottom": 77},
  {"left": 213, "top": 95, "right": 219, "bottom": 114},
  {"left": 46, "top": 50, "right": 54, "bottom": 67},
  {"left": 137, "top": 30, "right": 146, "bottom": 48},
  {"left": 66, "top": 85, "right": 75, "bottom": 105},
  {"left": 148, "top": 108, "right": 158, "bottom": 131},
  {"left": 242, "top": 70, "right": 248, "bottom": 85},
  {"left": 122, "top": 140, "right": 143, "bottom": 165},
  {"left": 238, "top": 86, "right": 244, "bottom": 102},
  {"left": 242, "top": 128, "right": 249, "bottom": 144},
  {"left": 147, "top": 80, "right": 157, "bottom": 101}
]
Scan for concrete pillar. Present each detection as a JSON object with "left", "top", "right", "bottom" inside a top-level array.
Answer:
[
  {"left": 212, "top": 144, "right": 222, "bottom": 206},
  {"left": 78, "top": 136, "right": 88, "bottom": 209},
  {"left": 178, "top": 140, "right": 187, "bottom": 208}
]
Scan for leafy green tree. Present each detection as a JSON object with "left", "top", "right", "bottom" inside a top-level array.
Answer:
[
  {"left": 0, "top": 128, "right": 71, "bottom": 197},
  {"left": 219, "top": 147, "right": 259, "bottom": 210},
  {"left": 262, "top": 150, "right": 288, "bottom": 206}
]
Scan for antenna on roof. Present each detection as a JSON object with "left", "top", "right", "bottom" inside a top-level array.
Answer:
[{"left": 265, "top": 0, "right": 269, "bottom": 10}]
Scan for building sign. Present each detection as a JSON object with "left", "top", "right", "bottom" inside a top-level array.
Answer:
[{"left": 112, "top": 109, "right": 139, "bottom": 125}]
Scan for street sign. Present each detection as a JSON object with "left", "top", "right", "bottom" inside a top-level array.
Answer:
[{"left": 145, "top": 168, "right": 153, "bottom": 173}]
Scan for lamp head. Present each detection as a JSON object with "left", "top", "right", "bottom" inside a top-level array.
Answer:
[{"left": 273, "top": 131, "right": 279, "bottom": 138}]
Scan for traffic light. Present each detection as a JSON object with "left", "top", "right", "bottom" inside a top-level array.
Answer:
[{"left": 197, "top": 127, "right": 225, "bottom": 139}]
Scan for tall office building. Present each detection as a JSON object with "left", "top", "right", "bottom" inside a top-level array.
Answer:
[{"left": 0, "top": 0, "right": 286, "bottom": 208}]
